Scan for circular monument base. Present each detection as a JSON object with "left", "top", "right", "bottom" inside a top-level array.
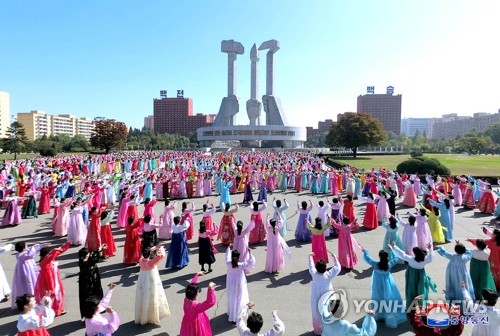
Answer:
[{"left": 197, "top": 125, "right": 307, "bottom": 148}]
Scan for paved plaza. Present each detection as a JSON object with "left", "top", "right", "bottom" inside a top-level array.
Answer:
[{"left": 0, "top": 188, "right": 498, "bottom": 336}]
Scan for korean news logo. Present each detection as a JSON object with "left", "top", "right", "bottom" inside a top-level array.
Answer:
[{"left": 416, "top": 302, "right": 489, "bottom": 327}]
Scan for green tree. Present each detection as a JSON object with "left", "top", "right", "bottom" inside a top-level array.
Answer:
[
  {"left": 90, "top": 118, "right": 128, "bottom": 153},
  {"left": 326, "top": 112, "right": 386, "bottom": 158},
  {"left": 485, "top": 123, "right": 500, "bottom": 144},
  {"left": 456, "top": 136, "right": 488, "bottom": 154},
  {"left": 1, "top": 121, "right": 29, "bottom": 159}
]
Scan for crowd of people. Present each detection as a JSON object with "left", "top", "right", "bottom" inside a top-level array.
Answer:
[{"left": 0, "top": 150, "right": 498, "bottom": 336}]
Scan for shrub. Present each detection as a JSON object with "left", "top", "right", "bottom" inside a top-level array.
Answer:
[
  {"left": 396, "top": 156, "right": 451, "bottom": 175},
  {"left": 410, "top": 150, "right": 423, "bottom": 158},
  {"left": 39, "top": 147, "right": 57, "bottom": 157}
]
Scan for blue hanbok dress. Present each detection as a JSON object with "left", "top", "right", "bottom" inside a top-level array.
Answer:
[
  {"left": 310, "top": 173, "right": 319, "bottom": 194},
  {"left": 437, "top": 247, "right": 475, "bottom": 309},
  {"left": 363, "top": 249, "right": 407, "bottom": 328},
  {"left": 64, "top": 183, "right": 76, "bottom": 199},
  {"left": 319, "top": 173, "right": 329, "bottom": 194},
  {"left": 143, "top": 181, "right": 153, "bottom": 201},
  {"left": 354, "top": 177, "right": 362, "bottom": 199},
  {"left": 301, "top": 171, "right": 309, "bottom": 189},
  {"left": 166, "top": 222, "right": 190, "bottom": 269},
  {"left": 218, "top": 180, "right": 233, "bottom": 209},
  {"left": 257, "top": 182, "right": 267, "bottom": 202}
]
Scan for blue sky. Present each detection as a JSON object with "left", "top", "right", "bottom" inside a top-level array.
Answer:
[{"left": 1, "top": 1, "right": 499, "bottom": 129}]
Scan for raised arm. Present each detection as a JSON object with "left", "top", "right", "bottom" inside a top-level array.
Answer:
[
  {"left": 391, "top": 245, "right": 413, "bottom": 263},
  {"left": 362, "top": 249, "right": 378, "bottom": 268},
  {"left": 437, "top": 247, "right": 453, "bottom": 260}
]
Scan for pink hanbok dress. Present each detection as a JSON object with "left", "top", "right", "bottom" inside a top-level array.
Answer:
[
  {"left": 307, "top": 221, "right": 331, "bottom": 264},
  {"left": 232, "top": 220, "right": 255, "bottom": 265},
  {"left": 179, "top": 274, "right": 216, "bottom": 336},
  {"left": 264, "top": 220, "right": 291, "bottom": 273},
  {"left": 330, "top": 219, "right": 361, "bottom": 269},
  {"left": 159, "top": 203, "right": 176, "bottom": 240}
]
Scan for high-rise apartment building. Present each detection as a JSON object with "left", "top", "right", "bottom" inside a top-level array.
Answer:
[
  {"left": 153, "top": 93, "right": 215, "bottom": 136},
  {"left": 144, "top": 115, "right": 154, "bottom": 130},
  {"left": 0, "top": 91, "right": 10, "bottom": 138},
  {"left": 357, "top": 93, "right": 402, "bottom": 133},
  {"left": 429, "top": 111, "right": 500, "bottom": 140},
  {"left": 17, "top": 110, "right": 94, "bottom": 141}
]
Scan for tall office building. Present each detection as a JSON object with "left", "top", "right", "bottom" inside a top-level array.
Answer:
[
  {"left": 153, "top": 92, "right": 214, "bottom": 136},
  {"left": 17, "top": 110, "right": 94, "bottom": 141},
  {"left": 400, "top": 118, "right": 435, "bottom": 137},
  {"left": 0, "top": 91, "right": 10, "bottom": 138},
  {"left": 357, "top": 93, "right": 402, "bottom": 133}
]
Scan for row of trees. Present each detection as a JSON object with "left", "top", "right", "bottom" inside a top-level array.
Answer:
[
  {"left": 1, "top": 119, "right": 194, "bottom": 157},
  {"left": 311, "top": 112, "right": 500, "bottom": 156}
]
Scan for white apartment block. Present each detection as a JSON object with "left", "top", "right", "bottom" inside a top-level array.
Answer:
[
  {"left": 429, "top": 111, "right": 500, "bottom": 140},
  {"left": 17, "top": 110, "right": 95, "bottom": 141},
  {"left": 0, "top": 92, "right": 10, "bottom": 138}
]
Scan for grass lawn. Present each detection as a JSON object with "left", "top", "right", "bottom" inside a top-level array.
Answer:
[{"left": 331, "top": 153, "right": 500, "bottom": 176}]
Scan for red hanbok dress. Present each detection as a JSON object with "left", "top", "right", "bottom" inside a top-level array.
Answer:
[
  {"left": 218, "top": 213, "right": 236, "bottom": 246},
  {"left": 34, "top": 241, "right": 70, "bottom": 316},
  {"left": 86, "top": 211, "right": 102, "bottom": 252},
  {"left": 477, "top": 189, "right": 495, "bottom": 214},
  {"left": 37, "top": 188, "right": 50, "bottom": 214},
  {"left": 123, "top": 219, "right": 141, "bottom": 264},
  {"left": 342, "top": 199, "right": 355, "bottom": 223}
]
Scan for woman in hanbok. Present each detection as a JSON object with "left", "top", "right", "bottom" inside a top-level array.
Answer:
[
  {"left": 381, "top": 218, "right": 404, "bottom": 261},
  {"left": 51, "top": 196, "right": 60, "bottom": 232},
  {"left": 123, "top": 216, "right": 141, "bottom": 265},
  {"left": 360, "top": 193, "right": 378, "bottom": 230},
  {"left": 477, "top": 183, "right": 495, "bottom": 214},
  {"left": 11, "top": 242, "right": 46, "bottom": 309},
  {"left": 218, "top": 177, "right": 233, "bottom": 208},
  {"left": 180, "top": 201, "right": 195, "bottom": 241},
  {"left": 198, "top": 202, "right": 215, "bottom": 233},
  {"left": 272, "top": 198, "right": 289, "bottom": 237},
  {"left": 437, "top": 243, "right": 475, "bottom": 307},
  {"left": 142, "top": 177, "right": 153, "bottom": 201},
  {"left": 320, "top": 298, "right": 377, "bottom": 336},
  {"left": 390, "top": 243, "right": 436, "bottom": 309},
  {"left": 126, "top": 194, "right": 139, "bottom": 227},
  {"left": 54, "top": 197, "right": 73, "bottom": 237},
  {"left": 374, "top": 192, "right": 390, "bottom": 223},
  {"left": 494, "top": 188, "right": 500, "bottom": 219},
  {"left": 143, "top": 197, "right": 157, "bottom": 226},
  {"left": 100, "top": 210, "right": 116, "bottom": 258},
  {"left": 248, "top": 201, "right": 267, "bottom": 244},
  {"left": 218, "top": 203, "right": 239, "bottom": 246},
  {"left": 203, "top": 173, "right": 212, "bottom": 196},
  {"left": 265, "top": 217, "right": 291, "bottom": 273},
  {"left": 466, "top": 239, "right": 496, "bottom": 299},
  {"left": 318, "top": 171, "right": 329, "bottom": 194},
  {"left": 395, "top": 214, "right": 418, "bottom": 257},
  {"left": 307, "top": 217, "right": 331, "bottom": 264},
  {"left": 329, "top": 216, "right": 360, "bottom": 270},
  {"left": 37, "top": 183, "right": 51, "bottom": 214},
  {"left": 420, "top": 205, "right": 446, "bottom": 244},
  {"left": 165, "top": 216, "right": 190, "bottom": 269},
  {"left": 342, "top": 195, "right": 356, "bottom": 223},
  {"left": 86, "top": 206, "right": 105, "bottom": 253},
  {"left": 159, "top": 199, "right": 176, "bottom": 240},
  {"left": 67, "top": 198, "right": 87, "bottom": 246},
  {"left": 361, "top": 247, "right": 407, "bottom": 328},
  {"left": 83, "top": 284, "right": 120, "bottom": 336},
  {"left": 21, "top": 192, "right": 38, "bottom": 219},
  {"left": 195, "top": 173, "right": 204, "bottom": 197},
  {"left": 135, "top": 245, "right": 170, "bottom": 325},
  {"left": 225, "top": 247, "right": 255, "bottom": 322},
  {"left": 1, "top": 191, "right": 22, "bottom": 226},
  {"left": 198, "top": 221, "right": 217, "bottom": 273},
  {"left": 295, "top": 200, "right": 313, "bottom": 242},
  {"left": 0, "top": 244, "right": 13, "bottom": 303},
  {"left": 233, "top": 220, "right": 255, "bottom": 267},
  {"left": 34, "top": 241, "right": 71, "bottom": 316},
  {"left": 462, "top": 182, "right": 476, "bottom": 209},
  {"left": 78, "top": 247, "right": 103, "bottom": 318},
  {"left": 242, "top": 175, "right": 254, "bottom": 204},
  {"left": 256, "top": 178, "right": 267, "bottom": 202},
  {"left": 16, "top": 294, "right": 55, "bottom": 336},
  {"left": 402, "top": 180, "right": 417, "bottom": 207},
  {"left": 308, "top": 251, "right": 341, "bottom": 335},
  {"left": 116, "top": 192, "right": 130, "bottom": 228},
  {"left": 429, "top": 198, "right": 453, "bottom": 241},
  {"left": 180, "top": 273, "right": 216, "bottom": 336},
  {"left": 450, "top": 181, "right": 463, "bottom": 206},
  {"left": 309, "top": 172, "right": 319, "bottom": 194}
]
